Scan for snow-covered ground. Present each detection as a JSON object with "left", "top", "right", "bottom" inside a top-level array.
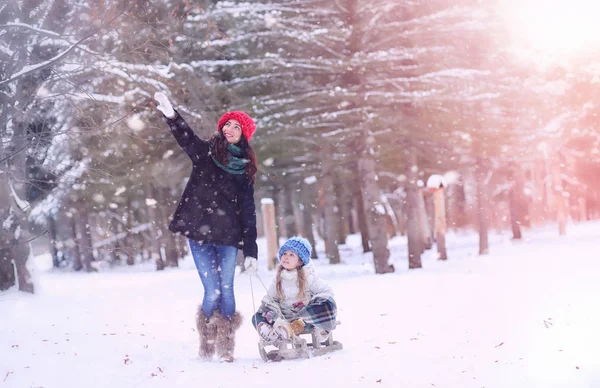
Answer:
[{"left": 2, "top": 222, "right": 600, "bottom": 388}]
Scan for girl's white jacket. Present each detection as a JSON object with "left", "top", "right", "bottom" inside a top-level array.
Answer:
[{"left": 261, "top": 261, "right": 333, "bottom": 320}]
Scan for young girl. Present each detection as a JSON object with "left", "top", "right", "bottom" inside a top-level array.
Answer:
[
  {"left": 154, "top": 92, "right": 259, "bottom": 362},
  {"left": 252, "top": 237, "right": 337, "bottom": 345}
]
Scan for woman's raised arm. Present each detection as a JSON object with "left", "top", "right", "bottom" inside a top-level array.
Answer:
[{"left": 154, "top": 92, "right": 208, "bottom": 162}]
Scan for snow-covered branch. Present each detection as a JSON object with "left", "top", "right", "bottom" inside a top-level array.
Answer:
[
  {"left": 0, "top": 2, "right": 134, "bottom": 86},
  {"left": 0, "top": 22, "right": 62, "bottom": 37}
]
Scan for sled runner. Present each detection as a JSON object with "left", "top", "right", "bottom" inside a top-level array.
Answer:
[{"left": 258, "top": 325, "right": 343, "bottom": 362}]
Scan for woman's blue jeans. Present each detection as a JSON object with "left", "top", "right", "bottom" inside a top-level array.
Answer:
[{"left": 188, "top": 239, "right": 238, "bottom": 319}]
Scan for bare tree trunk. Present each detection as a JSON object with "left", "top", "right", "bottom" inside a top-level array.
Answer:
[
  {"left": 164, "top": 232, "right": 179, "bottom": 267},
  {"left": 12, "top": 236, "right": 32, "bottom": 292},
  {"left": 69, "top": 215, "right": 83, "bottom": 271},
  {"left": 509, "top": 187, "right": 522, "bottom": 239},
  {"left": 338, "top": 0, "right": 372, "bottom": 255},
  {"left": 47, "top": 216, "right": 60, "bottom": 268},
  {"left": 0, "top": 167, "right": 15, "bottom": 290},
  {"left": 123, "top": 198, "right": 135, "bottom": 266},
  {"left": 352, "top": 176, "right": 371, "bottom": 253},
  {"left": 388, "top": 194, "right": 407, "bottom": 236},
  {"left": 406, "top": 145, "right": 422, "bottom": 269},
  {"left": 448, "top": 177, "right": 468, "bottom": 230},
  {"left": 282, "top": 183, "right": 298, "bottom": 238},
  {"left": 578, "top": 197, "right": 587, "bottom": 222},
  {"left": 76, "top": 205, "right": 96, "bottom": 272},
  {"left": 543, "top": 156, "right": 555, "bottom": 222},
  {"left": 301, "top": 183, "right": 318, "bottom": 259},
  {"left": 335, "top": 180, "right": 348, "bottom": 244},
  {"left": 0, "top": 124, "right": 34, "bottom": 292},
  {"left": 552, "top": 160, "right": 567, "bottom": 236},
  {"left": 321, "top": 147, "right": 341, "bottom": 264},
  {"left": 316, "top": 207, "right": 325, "bottom": 241},
  {"left": 0, "top": 162, "right": 18, "bottom": 290},
  {"left": 153, "top": 189, "right": 167, "bottom": 270},
  {"left": 261, "top": 199, "right": 279, "bottom": 270},
  {"left": 275, "top": 186, "right": 287, "bottom": 239},
  {"left": 145, "top": 184, "right": 164, "bottom": 270},
  {"left": 516, "top": 168, "right": 530, "bottom": 228},
  {"left": 509, "top": 164, "right": 527, "bottom": 239},
  {"left": 273, "top": 186, "right": 283, "bottom": 241},
  {"left": 290, "top": 185, "right": 303, "bottom": 237},
  {"left": 132, "top": 206, "right": 145, "bottom": 262},
  {"left": 1, "top": 27, "right": 37, "bottom": 292},
  {"left": 530, "top": 159, "right": 547, "bottom": 226},
  {"left": 346, "top": 197, "right": 357, "bottom": 235},
  {"left": 357, "top": 146, "right": 394, "bottom": 274},
  {"left": 475, "top": 157, "right": 490, "bottom": 255},
  {"left": 109, "top": 216, "right": 123, "bottom": 266},
  {"left": 176, "top": 235, "right": 188, "bottom": 260},
  {"left": 381, "top": 194, "right": 398, "bottom": 238},
  {"left": 160, "top": 188, "right": 179, "bottom": 267},
  {"left": 0, "top": 246, "right": 14, "bottom": 291}
]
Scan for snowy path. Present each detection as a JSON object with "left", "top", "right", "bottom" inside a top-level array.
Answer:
[{"left": 2, "top": 222, "right": 599, "bottom": 387}]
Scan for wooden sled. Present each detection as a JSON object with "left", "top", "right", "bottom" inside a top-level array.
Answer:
[{"left": 258, "top": 326, "right": 343, "bottom": 362}]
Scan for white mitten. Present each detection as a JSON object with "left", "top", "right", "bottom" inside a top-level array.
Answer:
[
  {"left": 153, "top": 92, "right": 175, "bottom": 118},
  {"left": 273, "top": 318, "right": 293, "bottom": 341},
  {"left": 244, "top": 256, "right": 258, "bottom": 275}
]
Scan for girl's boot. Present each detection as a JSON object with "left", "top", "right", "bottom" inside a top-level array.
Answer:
[{"left": 257, "top": 322, "right": 281, "bottom": 344}]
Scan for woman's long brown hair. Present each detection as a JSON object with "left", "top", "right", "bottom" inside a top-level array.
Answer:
[
  {"left": 276, "top": 264, "right": 307, "bottom": 301},
  {"left": 209, "top": 130, "right": 257, "bottom": 182}
]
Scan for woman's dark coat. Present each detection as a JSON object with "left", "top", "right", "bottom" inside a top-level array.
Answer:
[{"left": 164, "top": 112, "right": 258, "bottom": 259}]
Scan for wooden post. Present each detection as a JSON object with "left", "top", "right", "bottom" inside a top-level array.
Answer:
[
  {"left": 418, "top": 188, "right": 432, "bottom": 251},
  {"left": 427, "top": 174, "right": 448, "bottom": 260},
  {"left": 432, "top": 188, "right": 448, "bottom": 260},
  {"left": 261, "top": 198, "right": 279, "bottom": 270},
  {"left": 552, "top": 161, "right": 567, "bottom": 236}
]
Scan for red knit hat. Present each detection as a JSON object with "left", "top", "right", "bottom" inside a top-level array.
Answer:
[{"left": 217, "top": 111, "right": 256, "bottom": 142}]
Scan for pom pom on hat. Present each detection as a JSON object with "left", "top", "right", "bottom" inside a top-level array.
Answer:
[
  {"left": 217, "top": 111, "right": 256, "bottom": 142},
  {"left": 278, "top": 237, "right": 312, "bottom": 266}
]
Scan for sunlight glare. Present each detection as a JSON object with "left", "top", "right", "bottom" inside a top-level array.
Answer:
[{"left": 505, "top": 0, "right": 600, "bottom": 57}]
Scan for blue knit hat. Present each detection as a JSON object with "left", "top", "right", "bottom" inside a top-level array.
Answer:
[{"left": 278, "top": 237, "right": 312, "bottom": 266}]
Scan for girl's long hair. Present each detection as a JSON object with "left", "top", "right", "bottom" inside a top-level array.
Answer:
[
  {"left": 276, "top": 264, "right": 307, "bottom": 300},
  {"left": 209, "top": 130, "right": 257, "bottom": 182}
]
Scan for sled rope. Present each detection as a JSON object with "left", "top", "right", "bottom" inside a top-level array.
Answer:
[
  {"left": 249, "top": 273, "right": 262, "bottom": 340},
  {"left": 255, "top": 272, "right": 269, "bottom": 292},
  {"left": 249, "top": 273, "right": 270, "bottom": 341}
]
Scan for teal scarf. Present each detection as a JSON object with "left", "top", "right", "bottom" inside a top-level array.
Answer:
[{"left": 211, "top": 143, "right": 249, "bottom": 175}]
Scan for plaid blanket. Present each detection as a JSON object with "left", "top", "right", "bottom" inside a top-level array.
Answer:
[
  {"left": 258, "top": 296, "right": 338, "bottom": 332},
  {"left": 294, "top": 296, "right": 337, "bottom": 332}
]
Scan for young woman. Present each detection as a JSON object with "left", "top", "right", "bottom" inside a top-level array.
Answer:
[{"left": 154, "top": 92, "right": 259, "bottom": 362}]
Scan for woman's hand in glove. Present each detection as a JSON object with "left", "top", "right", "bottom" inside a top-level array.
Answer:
[
  {"left": 153, "top": 92, "right": 175, "bottom": 118},
  {"left": 244, "top": 256, "right": 258, "bottom": 275}
]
